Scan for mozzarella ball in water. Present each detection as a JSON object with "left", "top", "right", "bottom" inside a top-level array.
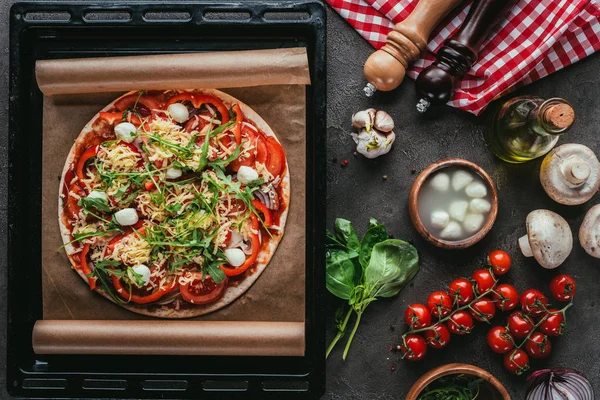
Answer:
[
  {"left": 131, "top": 264, "right": 151, "bottom": 286},
  {"left": 114, "top": 122, "right": 137, "bottom": 143},
  {"left": 430, "top": 172, "right": 450, "bottom": 192},
  {"left": 166, "top": 167, "right": 182, "bottom": 179},
  {"left": 87, "top": 190, "right": 108, "bottom": 202},
  {"left": 449, "top": 200, "right": 469, "bottom": 222},
  {"left": 237, "top": 166, "right": 259, "bottom": 185},
  {"left": 465, "top": 182, "right": 487, "bottom": 198},
  {"left": 224, "top": 248, "right": 246, "bottom": 267},
  {"left": 469, "top": 198, "right": 491, "bottom": 214},
  {"left": 431, "top": 210, "right": 450, "bottom": 229},
  {"left": 464, "top": 213, "right": 485, "bottom": 234},
  {"left": 440, "top": 221, "right": 463, "bottom": 240},
  {"left": 452, "top": 170, "right": 474, "bottom": 191},
  {"left": 167, "top": 103, "right": 190, "bottom": 123},
  {"left": 114, "top": 208, "right": 139, "bottom": 226}
]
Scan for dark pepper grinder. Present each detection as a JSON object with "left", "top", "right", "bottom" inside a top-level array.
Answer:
[{"left": 415, "top": 0, "right": 515, "bottom": 112}]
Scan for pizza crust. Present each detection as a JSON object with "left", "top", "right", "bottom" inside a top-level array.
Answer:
[{"left": 58, "top": 89, "right": 291, "bottom": 319}]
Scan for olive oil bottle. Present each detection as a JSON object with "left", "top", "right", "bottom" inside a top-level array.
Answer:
[{"left": 485, "top": 96, "right": 574, "bottom": 163}]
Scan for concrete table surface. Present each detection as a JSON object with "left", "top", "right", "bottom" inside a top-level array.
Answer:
[{"left": 1, "top": 1, "right": 600, "bottom": 399}]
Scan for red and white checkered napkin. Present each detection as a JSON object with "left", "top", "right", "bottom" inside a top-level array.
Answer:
[{"left": 327, "top": 0, "right": 600, "bottom": 115}]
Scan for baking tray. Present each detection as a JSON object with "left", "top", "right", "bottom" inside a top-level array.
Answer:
[{"left": 7, "top": 1, "right": 326, "bottom": 398}]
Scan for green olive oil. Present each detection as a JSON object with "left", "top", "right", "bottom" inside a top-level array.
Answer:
[{"left": 485, "top": 96, "right": 574, "bottom": 163}]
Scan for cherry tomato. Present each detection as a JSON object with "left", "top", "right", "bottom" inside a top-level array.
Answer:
[
  {"left": 503, "top": 349, "right": 530, "bottom": 376},
  {"left": 448, "top": 278, "right": 475, "bottom": 306},
  {"left": 549, "top": 274, "right": 577, "bottom": 302},
  {"left": 487, "top": 250, "right": 511, "bottom": 276},
  {"left": 427, "top": 291, "right": 454, "bottom": 319},
  {"left": 539, "top": 309, "right": 565, "bottom": 336},
  {"left": 404, "top": 304, "right": 432, "bottom": 329},
  {"left": 520, "top": 289, "right": 549, "bottom": 317},
  {"left": 470, "top": 297, "right": 496, "bottom": 322},
  {"left": 447, "top": 311, "right": 474, "bottom": 335},
  {"left": 471, "top": 269, "right": 497, "bottom": 295},
  {"left": 180, "top": 272, "right": 228, "bottom": 305},
  {"left": 399, "top": 334, "right": 427, "bottom": 361},
  {"left": 492, "top": 284, "right": 519, "bottom": 311},
  {"left": 424, "top": 324, "right": 451, "bottom": 349},
  {"left": 507, "top": 311, "right": 535, "bottom": 339},
  {"left": 487, "top": 326, "right": 514, "bottom": 354},
  {"left": 524, "top": 332, "right": 552, "bottom": 359}
]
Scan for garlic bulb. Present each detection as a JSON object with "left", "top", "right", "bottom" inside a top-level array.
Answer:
[
  {"left": 374, "top": 110, "right": 394, "bottom": 132},
  {"left": 352, "top": 108, "right": 376, "bottom": 131},
  {"left": 351, "top": 128, "right": 395, "bottom": 159}
]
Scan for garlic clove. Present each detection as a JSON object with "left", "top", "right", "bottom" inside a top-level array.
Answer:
[
  {"left": 353, "top": 129, "right": 395, "bottom": 159},
  {"left": 465, "top": 182, "right": 488, "bottom": 198},
  {"left": 374, "top": 110, "right": 394, "bottom": 133},
  {"left": 352, "top": 108, "right": 376, "bottom": 131},
  {"left": 449, "top": 200, "right": 469, "bottom": 222},
  {"left": 430, "top": 172, "right": 450, "bottom": 192}
]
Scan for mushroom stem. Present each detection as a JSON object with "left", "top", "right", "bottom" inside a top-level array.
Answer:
[
  {"left": 519, "top": 235, "right": 533, "bottom": 257},
  {"left": 560, "top": 156, "right": 591, "bottom": 186}
]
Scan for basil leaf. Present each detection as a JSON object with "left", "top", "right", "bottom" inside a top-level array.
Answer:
[
  {"left": 334, "top": 218, "right": 360, "bottom": 252},
  {"left": 326, "top": 248, "right": 360, "bottom": 300},
  {"left": 78, "top": 196, "right": 111, "bottom": 213},
  {"left": 359, "top": 219, "right": 388, "bottom": 268},
  {"left": 364, "top": 239, "right": 419, "bottom": 298},
  {"left": 206, "top": 261, "right": 227, "bottom": 284}
]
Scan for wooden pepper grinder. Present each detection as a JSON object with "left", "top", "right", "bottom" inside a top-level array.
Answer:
[
  {"left": 415, "top": 0, "right": 515, "bottom": 112},
  {"left": 363, "top": 0, "right": 465, "bottom": 97}
]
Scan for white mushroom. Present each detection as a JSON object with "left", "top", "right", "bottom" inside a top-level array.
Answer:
[
  {"left": 351, "top": 128, "right": 396, "bottom": 159},
  {"left": 374, "top": 110, "right": 394, "bottom": 132},
  {"left": 431, "top": 210, "right": 450, "bottom": 229},
  {"left": 449, "top": 200, "right": 469, "bottom": 222},
  {"left": 452, "top": 170, "right": 474, "bottom": 191},
  {"left": 540, "top": 144, "right": 600, "bottom": 205},
  {"left": 440, "top": 221, "right": 463, "bottom": 240},
  {"left": 469, "top": 198, "right": 491, "bottom": 214},
  {"left": 430, "top": 172, "right": 450, "bottom": 192},
  {"left": 579, "top": 204, "right": 600, "bottom": 258},
  {"left": 464, "top": 213, "right": 484, "bottom": 234},
  {"left": 465, "top": 182, "right": 487, "bottom": 198},
  {"left": 518, "top": 209, "right": 573, "bottom": 269}
]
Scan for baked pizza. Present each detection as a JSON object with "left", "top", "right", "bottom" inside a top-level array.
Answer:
[{"left": 58, "top": 90, "right": 289, "bottom": 318}]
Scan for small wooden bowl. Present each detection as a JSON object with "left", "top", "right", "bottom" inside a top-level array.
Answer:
[
  {"left": 405, "top": 363, "right": 511, "bottom": 400},
  {"left": 408, "top": 158, "right": 498, "bottom": 249}
]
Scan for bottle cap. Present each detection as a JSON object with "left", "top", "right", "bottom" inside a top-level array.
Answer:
[{"left": 544, "top": 103, "right": 575, "bottom": 129}]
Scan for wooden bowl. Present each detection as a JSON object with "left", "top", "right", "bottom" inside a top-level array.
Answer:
[
  {"left": 408, "top": 158, "right": 498, "bottom": 249},
  {"left": 405, "top": 363, "right": 511, "bottom": 400}
]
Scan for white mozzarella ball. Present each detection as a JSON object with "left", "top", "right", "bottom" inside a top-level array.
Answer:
[
  {"left": 452, "top": 170, "right": 474, "bottom": 191},
  {"left": 440, "top": 221, "right": 463, "bottom": 240},
  {"left": 224, "top": 248, "right": 246, "bottom": 267},
  {"left": 87, "top": 190, "right": 108, "bottom": 202},
  {"left": 237, "top": 166, "right": 259, "bottom": 185},
  {"left": 166, "top": 167, "right": 182, "bottom": 179},
  {"left": 114, "top": 122, "right": 137, "bottom": 143},
  {"left": 465, "top": 182, "right": 488, "bottom": 198},
  {"left": 469, "top": 198, "right": 491, "bottom": 214},
  {"left": 167, "top": 103, "right": 190, "bottom": 123},
  {"left": 464, "top": 213, "right": 485, "bottom": 234},
  {"left": 114, "top": 208, "right": 139, "bottom": 226},
  {"left": 131, "top": 264, "right": 151, "bottom": 286},
  {"left": 430, "top": 172, "right": 450, "bottom": 192},
  {"left": 449, "top": 200, "right": 469, "bottom": 222},
  {"left": 431, "top": 210, "right": 450, "bottom": 229}
]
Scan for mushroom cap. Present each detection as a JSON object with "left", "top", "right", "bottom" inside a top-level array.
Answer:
[
  {"left": 525, "top": 209, "right": 573, "bottom": 269},
  {"left": 579, "top": 204, "right": 600, "bottom": 258},
  {"left": 540, "top": 144, "right": 600, "bottom": 205}
]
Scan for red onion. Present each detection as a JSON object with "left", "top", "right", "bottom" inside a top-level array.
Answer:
[{"left": 526, "top": 368, "right": 594, "bottom": 400}]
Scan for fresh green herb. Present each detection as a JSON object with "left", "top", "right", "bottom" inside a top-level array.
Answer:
[
  {"left": 417, "top": 374, "right": 483, "bottom": 400},
  {"left": 326, "top": 218, "right": 419, "bottom": 360},
  {"left": 165, "top": 203, "right": 182, "bottom": 213},
  {"left": 78, "top": 196, "right": 111, "bottom": 213},
  {"left": 89, "top": 260, "right": 126, "bottom": 304},
  {"left": 208, "top": 144, "right": 242, "bottom": 168},
  {"left": 127, "top": 266, "right": 146, "bottom": 287},
  {"left": 72, "top": 228, "right": 121, "bottom": 242},
  {"left": 197, "top": 120, "right": 235, "bottom": 171}
]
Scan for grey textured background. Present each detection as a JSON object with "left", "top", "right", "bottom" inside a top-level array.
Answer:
[{"left": 1, "top": 1, "right": 600, "bottom": 399}]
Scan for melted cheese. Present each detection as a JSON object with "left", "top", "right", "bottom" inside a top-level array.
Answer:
[
  {"left": 97, "top": 144, "right": 141, "bottom": 173},
  {"left": 109, "top": 233, "right": 151, "bottom": 266}
]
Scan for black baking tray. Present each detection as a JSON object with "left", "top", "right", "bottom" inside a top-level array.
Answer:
[{"left": 7, "top": 1, "right": 326, "bottom": 398}]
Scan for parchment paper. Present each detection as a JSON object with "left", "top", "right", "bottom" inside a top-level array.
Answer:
[{"left": 33, "top": 50, "right": 309, "bottom": 356}]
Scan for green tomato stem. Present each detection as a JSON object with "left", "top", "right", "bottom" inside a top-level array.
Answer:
[
  {"left": 326, "top": 307, "right": 353, "bottom": 359},
  {"left": 342, "top": 311, "right": 362, "bottom": 361}
]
